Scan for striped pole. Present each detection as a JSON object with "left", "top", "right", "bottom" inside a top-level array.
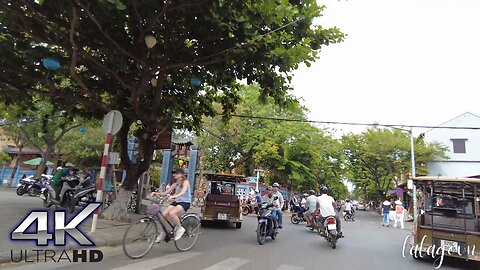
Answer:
[{"left": 91, "top": 113, "right": 114, "bottom": 234}]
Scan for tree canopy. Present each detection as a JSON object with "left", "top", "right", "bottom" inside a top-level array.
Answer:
[
  {"left": 341, "top": 128, "right": 448, "bottom": 200},
  {"left": 0, "top": 0, "right": 344, "bottom": 189},
  {"left": 200, "top": 84, "right": 348, "bottom": 198}
]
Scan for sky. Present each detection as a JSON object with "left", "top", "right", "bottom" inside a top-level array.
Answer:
[{"left": 291, "top": 0, "right": 480, "bottom": 136}]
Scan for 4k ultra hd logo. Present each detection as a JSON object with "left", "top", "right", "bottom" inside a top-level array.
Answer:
[{"left": 10, "top": 203, "right": 103, "bottom": 263}]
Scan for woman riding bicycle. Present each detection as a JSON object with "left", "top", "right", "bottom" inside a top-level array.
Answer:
[{"left": 150, "top": 168, "right": 191, "bottom": 241}]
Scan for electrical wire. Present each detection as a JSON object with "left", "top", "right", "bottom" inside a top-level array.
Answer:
[{"left": 228, "top": 114, "right": 480, "bottom": 131}]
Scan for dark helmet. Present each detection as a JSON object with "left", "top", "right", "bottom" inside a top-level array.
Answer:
[
  {"left": 320, "top": 186, "right": 328, "bottom": 194},
  {"left": 309, "top": 190, "right": 315, "bottom": 195}
]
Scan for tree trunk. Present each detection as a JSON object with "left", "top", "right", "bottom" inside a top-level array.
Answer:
[
  {"left": 35, "top": 146, "right": 54, "bottom": 177},
  {"left": 101, "top": 188, "right": 134, "bottom": 222},
  {"left": 9, "top": 146, "right": 23, "bottom": 180}
]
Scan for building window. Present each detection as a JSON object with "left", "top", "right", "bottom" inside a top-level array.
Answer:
[{"left": 451, "top": 139, "right": 467, "bottom": 154}]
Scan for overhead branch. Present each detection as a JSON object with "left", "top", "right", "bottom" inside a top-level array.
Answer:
[
  {"left": 54, "top": 124, "right": 82, "bottom": 145},
  {"left": 69, "top": 6, "right": 98, "bottom": 101},
  {"left": 1, "top": 75, "right": 109, "bottom": 113},
  {"left": 18, "top": 126, "right": 45, "bottom": 155},
  {"left": 138, "top": 0, "right": 172, "bottom": 43},
  {"left": 161, "top": 57, "right": 230, "bottom": 72},
  {"left": 151, "top": 70, "right": 166, "bottom": 120},
  {"left": 78, "top": 51, "right": 135, "bottom": 92},
  {"left": 74, "top": 0, "right": 146, "bottom": 65}
]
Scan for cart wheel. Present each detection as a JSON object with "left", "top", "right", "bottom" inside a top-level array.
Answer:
[{"left": 235, "top": 222, "right": 242, "bottom": 229}]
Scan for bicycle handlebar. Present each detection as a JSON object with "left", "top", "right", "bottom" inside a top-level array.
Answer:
[{"left": 146, "top": 195, "right": 166, "bottom": 204}]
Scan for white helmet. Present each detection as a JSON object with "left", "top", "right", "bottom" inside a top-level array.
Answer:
[
  {"left": 255, "top": 189, "right": 259, "bottom": 193},
  {"left": 272, "top": 182, "right": 280, "bottom": 188},
  {"left": 56, "top": 166, "right": 62, "bottom": 171}
]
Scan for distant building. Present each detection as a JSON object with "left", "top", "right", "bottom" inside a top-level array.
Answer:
[{"left": 424, "top": 112, "right": 480, "bottom": 177}]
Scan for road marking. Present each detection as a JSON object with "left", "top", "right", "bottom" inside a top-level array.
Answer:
[
  {"left": 110, "top": 252, "right": 201, "bottom": 270},
  {"left": 203, "top": 258, "right": 249, "bottom": 270},
  {"left": 276, "top": 264, "right": 304, "bottom": 270}
]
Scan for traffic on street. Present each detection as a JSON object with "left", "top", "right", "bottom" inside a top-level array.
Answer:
[{"left": 0, "top": 188, "right": 477, "bottom": 270}]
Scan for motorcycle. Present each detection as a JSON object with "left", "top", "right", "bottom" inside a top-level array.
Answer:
[
  {"left": 242, "top": 198, "right": 256, "bottom": 216},
  {"left": 290, "top": 208, "right": 307, "bottom": 224},
  {"left": 17, "top": 175, "right": 51, "bottom": 196},
  {"left": 320, "top": 215, "right": 341, "bottom": 249},
  {"left": 74, "top": 180, "right": 97, "bottom": 207},
  {"left": 308, "top": 210, "right": 320, "bottom": 232},
  {"left": 40, "top": 176, "right": 84, "bottom": 213},
  {"left": 27, "top": 176, "right": 50, "bottom": 197},
  {"left": 256, "top": 201, "right": 279, "bottom": 245},
  {"left": 16, "top": 177, "right": 34, "bottom": 196},
  {"left": 343, "top": 209, "right": 355, "bottom": 221}
]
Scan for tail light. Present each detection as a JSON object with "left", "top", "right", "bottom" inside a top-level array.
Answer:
[{"left": 327, "top": 217, "right": 336, "bottom": 223}]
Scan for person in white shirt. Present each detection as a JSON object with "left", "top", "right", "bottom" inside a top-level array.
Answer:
[
  {"left": 261, "top": 186, "right": 280, "bottom": 231},
  {"left": 316, "top": 186, "right": 343, "bottom": 237},
  {"left": 272, "top": 182, "right": 284, "bottom": 229},
  {"left": 301, "top": 193, "right": 307, "bottom": 209},
  {"left": 304, "top": 190, "right": 318, "bottom": 227},
  {"left": 344, "top": 199, "right": 353, "bottom": 215}
]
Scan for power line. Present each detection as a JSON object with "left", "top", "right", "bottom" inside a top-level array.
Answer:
[{"left": 229, "top": 114, "right": 480, "bottom": 130}]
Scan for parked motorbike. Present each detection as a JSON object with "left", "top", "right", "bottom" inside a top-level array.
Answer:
[
  {"left": 256, "top": 201, "right": 279, "bottom": 245},
  {"left": 320, "top": 215, "right": 341, "bottom": 249},
  {"left": 27, "top": 176, "right": 50, "bottom": 197},
  {"left": 242, "top": 198, "right": 257, "bottom": 216},
  {"left": 16, "top": 177, "right": 34, "bottom": 196},
  {"left": 41, "top": 176, "right": 90, "bottom": 213},
  {"left": 343, "top": 209, "right": 355, "bottom": 221},
  {"left": 74, "top": 181, "right": 97, "bottom": 207}
]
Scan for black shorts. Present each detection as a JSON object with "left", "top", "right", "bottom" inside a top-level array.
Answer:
[{"left": 171, "top": 202, "right": 190, "bottom": 212}]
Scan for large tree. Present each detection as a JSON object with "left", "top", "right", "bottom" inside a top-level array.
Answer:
[
  {"left": 0, "top": 101, "right": 82, "bottom": 176},
  {"left": 341, "top": 128, "right": 448, "bottom": 199},
  {"left": 200, "top": 84, "right": 348, "bottom": 198},
  {"left": 0, "top": 0, "right": 344, "bottom": 214}
]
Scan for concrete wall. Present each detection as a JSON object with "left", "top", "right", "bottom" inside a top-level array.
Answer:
[{"left": 425, "top": 112, "right": 480, "bottom": 177}]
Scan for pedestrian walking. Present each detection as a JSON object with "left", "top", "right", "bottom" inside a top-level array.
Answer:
[
  {"left": 393, "top": 200, "right": 405, "bottom": 229},
  {"left": 381, "top": 198, "right": 392, "bottom": 227}
]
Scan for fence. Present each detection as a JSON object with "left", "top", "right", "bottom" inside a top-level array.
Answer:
[{"left": 0, "top": 165, "right": 36, "bottom": 187}]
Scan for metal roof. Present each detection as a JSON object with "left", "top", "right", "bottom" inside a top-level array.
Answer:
[{"left": 411, "top": 176, "right": 480, "bottom": 183}]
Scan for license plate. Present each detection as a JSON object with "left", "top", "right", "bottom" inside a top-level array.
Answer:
[
  {"left": 327, "top": 224, "right": 336, "bottom": 230},
  {"left": 440, "top": 240, "right": 458, "bottom": 253},
  {"left": 217, "top": 213, "right": 228, "bottom": 220}
]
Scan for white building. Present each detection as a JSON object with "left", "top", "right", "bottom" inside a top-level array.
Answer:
[{"left": 424, "top": 112, "right": 480, "bottom": 177}]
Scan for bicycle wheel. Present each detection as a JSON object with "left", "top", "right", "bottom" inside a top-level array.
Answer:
[
  {"left": 123, "top": 217, "right": 158, "bottom": 259},
  {"left": 175, "top": 214, "right": 200, "bottom": 252}
]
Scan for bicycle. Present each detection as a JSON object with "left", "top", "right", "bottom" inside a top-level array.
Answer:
[{"left": 122, "top": 195, "right": 201, "bottom": 259}]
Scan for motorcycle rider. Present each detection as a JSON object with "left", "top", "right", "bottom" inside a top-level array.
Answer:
[
  {"left": 272, "top": 182, "right": 284, "bottom": 229},
  {"left": 304, "top": 190, "right": 318, "bottom": 227},
  {"left": 344, "top": 199, "right": 354, "bottom": 217},
  {"left": 49, "top": 163, "right": 73, "bottom": 201},
  {"left": 262, "top": 186, "right": 280, "bottom": 232},
  {"left": 316, "top": 186, "right": 343, "bottom": 237}
]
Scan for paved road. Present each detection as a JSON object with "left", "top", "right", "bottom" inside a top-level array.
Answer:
[{"left": 0, "top": 188, "right": 478, "bottom": 270}]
